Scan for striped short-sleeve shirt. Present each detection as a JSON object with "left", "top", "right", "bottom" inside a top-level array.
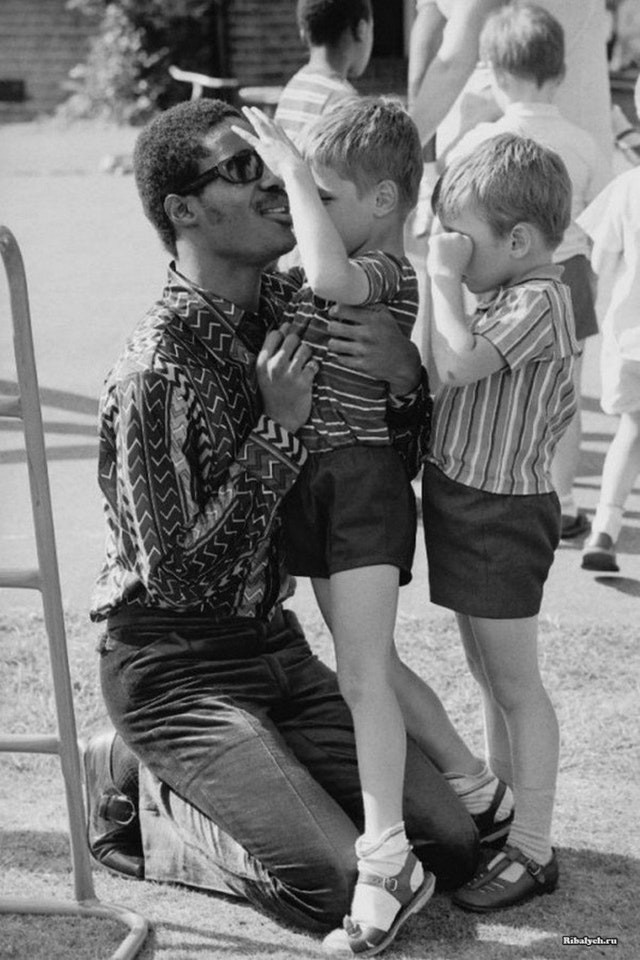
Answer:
[
  {"left": 282, "top": 252, "right": 418, "bottom": 452},
  {"left": 427, "top": 272, "right": 580, "bottom": 495},
  {"left": 274, "top": 70, "right": 358, "bottom": 145}
]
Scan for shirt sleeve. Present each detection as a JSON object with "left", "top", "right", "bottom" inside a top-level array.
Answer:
[
  {"left": 474, "top": 284, "right": 563, "bottom": 369},
  {"left": 104, "top": 369, "right": 306, "bottom": 608},
  {"left": 356, "top": 252, "right": 404, "bottom": 305},
  {"left": 577, "top": 179, "right": 623, "bottom": 257}
]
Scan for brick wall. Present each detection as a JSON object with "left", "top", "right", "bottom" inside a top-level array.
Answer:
[
  {"left": 226, "top": 0, "right": 407, "bottom": 96},
  {"left": 0, "top": 0, "right": 94, "bottom": 121}
]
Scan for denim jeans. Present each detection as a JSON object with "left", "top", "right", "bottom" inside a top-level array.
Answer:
[{"left": 99, "top": 606, "right": 478, "bottom": 931}]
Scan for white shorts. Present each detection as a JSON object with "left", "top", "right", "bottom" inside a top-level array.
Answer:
[{"left": 600, "top": 333, "right": 640, "bottom": 415}]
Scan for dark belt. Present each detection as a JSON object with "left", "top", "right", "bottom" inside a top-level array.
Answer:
[{"left": 101, "top": 603, "right": 300, "bottom": 657}]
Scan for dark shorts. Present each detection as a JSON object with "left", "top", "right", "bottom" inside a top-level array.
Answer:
[
  {"left": 560, "top": 254, "right": 598, "bottom": 341},
  {"left": 282, "top": 445, "right": 416, "bottom": 585},
  {"left": 421, "top": 462, "right": 560, "bottom": 619}
]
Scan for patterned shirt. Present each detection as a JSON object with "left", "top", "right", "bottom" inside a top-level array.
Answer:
[
  {"left": 91, "top": 264, "right": 430, "bottom": 621},
  {"left": 427, "top": 269, "right": 580, "bottom": 495},
  {"left": 282, "top": 252, "right": 419, "bottom": 452},
  {"left": 274, "top": 69, "right": 357, "bottom": 144}
]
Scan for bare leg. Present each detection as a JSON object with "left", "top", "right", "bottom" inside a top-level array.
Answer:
[
  {"left": 591, "top": 410, "right": 640, "bottom": 539},
  {"left": 330, "top": 565, "right": 405, "bottom": 838},
  {"left": 389, "top": 644, "right": 483, "bottom": 776},
  {"left": 455, "top": 613, "right": 513, "bottom": 787},
  {"left": 467, "top": 614, "right": 558, "bottom": 869}
]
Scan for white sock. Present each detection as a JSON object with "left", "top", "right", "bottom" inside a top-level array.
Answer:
[
  {"left": 507, "top": 784, "right": 555, "bottom": 867},
  {"left": 445, "top": 763, "right": 513, "bottom": 820},
  {"left": 351, "top": 823, "right": 422, "bottom": 931},
  {"left": 592, "top": 504, "right": 623, "bottom": 542}
]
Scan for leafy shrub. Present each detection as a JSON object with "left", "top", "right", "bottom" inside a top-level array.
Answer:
[{"left": 59, "top": 0, "right": 223, "bottom": 125}]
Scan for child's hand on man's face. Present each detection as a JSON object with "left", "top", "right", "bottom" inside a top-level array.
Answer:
[
  {"left": 232, "top": 107, "right": 306, "bottom": 182},
  {"left": 427, "top": 231, "right": 473, "bottom": 280}
]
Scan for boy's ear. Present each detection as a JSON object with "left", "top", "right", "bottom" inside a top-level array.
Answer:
[
  {"left": 355, "top": 17, "right": 369, "bottom": 42},
  {"left": 374, "top": 179, "right": 399, "bottom": 216},
  {"left": 164, "top": 193, "right": 199, "bottom": 231},
  {"left": 509, "top": 222, "right": 533, "bottom": 258}
]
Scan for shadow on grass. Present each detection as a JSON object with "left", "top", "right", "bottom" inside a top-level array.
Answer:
[
  {"left": 594, "top": 576, "right": 640, "bottom": 597},
  {"left": 2, "top": 832, "right": 638, "bottom": 958}
]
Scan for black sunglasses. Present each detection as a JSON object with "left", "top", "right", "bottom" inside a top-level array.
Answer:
[{"left": 179, "top": 149, "right": 264, "bottom": 194}]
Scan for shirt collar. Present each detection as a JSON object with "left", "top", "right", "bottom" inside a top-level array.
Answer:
[
  {"left": 503, "top": 102, "right": 561, "bottom": 120},
  {"left": 162, "top": 262, "right": 273, "bottom": 356}
]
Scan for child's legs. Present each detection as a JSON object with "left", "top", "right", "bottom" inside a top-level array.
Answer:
[
  {"left": 455, "top": 613, "right": 512, "bottom": 787},
  {"left": 329, "top": 565, "right": 406, "bottom": 839},
  {"left": 593, "top": 410, "right": 640, "bottom": 538},
  {"left": 467, "top": 614, "right": 558, "bottom": 861},
  {"left": 389, "top": 644, "right": 483, "bottom": 776}
]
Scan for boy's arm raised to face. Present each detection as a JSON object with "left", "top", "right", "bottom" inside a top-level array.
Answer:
[
  {"left": 234, "top": 107, "right": 370, "bottom": 304},
  {"left": 427, "top": 231, "right": 504, "bottom": 386}
]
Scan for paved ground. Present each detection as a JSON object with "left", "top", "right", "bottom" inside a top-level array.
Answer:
[{"left": 1, "top": 120, "right": 639, "bottom": 629}]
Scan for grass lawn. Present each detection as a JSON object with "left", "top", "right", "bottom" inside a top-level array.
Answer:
[{"left": 1, "top": 605, "right": 638, "bottom": 960}]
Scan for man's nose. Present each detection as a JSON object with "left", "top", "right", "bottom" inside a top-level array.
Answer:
[{"left": 259, "top": 164, "right": 285, "bottom": 190}]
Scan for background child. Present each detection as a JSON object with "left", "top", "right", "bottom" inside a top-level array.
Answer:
[
  {"left": 274, "top": 0, "right": 372, "bottom": 145},
  {"left": 447, "top": 2, "right": 611, "bottom": 540},
  {"left": 236, "top": 98, "right": 513, "bottom": 953},
  {"left": 425, "top": 133, "right": 579, "bottom": 911},
  {"left": 578, "top": 75, "right": 640, "bottom": 573}
]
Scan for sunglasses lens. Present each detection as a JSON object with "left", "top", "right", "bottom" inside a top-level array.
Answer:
[{"left": 222, "top": 150, "right": 264, "bottom": 183}]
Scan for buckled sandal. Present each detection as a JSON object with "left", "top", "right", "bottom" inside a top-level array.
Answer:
[
  {"left": 472, "top": 779, "right": 514, "bottom": 848},
  {"left": 452, "top": 844, "right": 558, "bottom": 912},
  {"left": 323, "top": 852, "right": 435, "bottom": 956}
]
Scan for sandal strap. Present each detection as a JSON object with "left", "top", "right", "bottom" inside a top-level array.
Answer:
[
  {"left": 503, "top": 845, "right": 554, "bottom": 885},
  {"left": 356, "top": 851, "right": 418, "bottom": 905},
  {"left": 474, "top": 845, "right": 552, "bottom": 888}
]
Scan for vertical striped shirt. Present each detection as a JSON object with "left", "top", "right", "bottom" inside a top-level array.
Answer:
[
  {"left": 274, "top": 69, "right": 358, "bottom": 144},
  {"left": 428, "top": 271, "right": 580, "bottom": 495},
  {"left": 281, "top": 252, "right": 418, "bottom": 452}
]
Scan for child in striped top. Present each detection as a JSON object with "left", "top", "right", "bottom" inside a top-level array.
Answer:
[
  {"left": 425, "top": 133, "right": 580, "bottom": 911},
  {"left": 234, "top": 97, "right": 445, "bottom": 956},
  {"left": 274, "top": 0, "right": 372, "bottom": 146}
]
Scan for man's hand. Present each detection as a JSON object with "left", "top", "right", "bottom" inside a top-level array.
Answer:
[
  {"left": 427, "top": 231, "right": 473, "bottom": 279},
  {"left": 326, "top": 304, "right": 422, "bottom": 396},
  {"left": 257, "top": 325, "right": 317, "bottom": 433}
]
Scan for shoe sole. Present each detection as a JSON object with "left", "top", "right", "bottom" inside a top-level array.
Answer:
[
  {"left": 452, "top": 879, "right": 557, "bottom": 913},
  {"left": 581, "top": 554, "right": 619, "bottom": 573}
]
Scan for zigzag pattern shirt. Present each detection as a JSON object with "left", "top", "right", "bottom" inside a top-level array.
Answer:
[
  {"left": 91, "top": 265, "right": 308, "bottom": 622},
  {"left": 91, "top": 265, "right": 431, "bottom": 622}
]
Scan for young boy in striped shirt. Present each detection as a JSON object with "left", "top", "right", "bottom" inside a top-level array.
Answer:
[
  {"left": 425, "top": 133, "right": 579, "bottom": 911},
  {"left": 236, "top": 97, "right": 509, "bottom": 957},
  {"left": 274, "top": 0, "right": 372, "bottom": 146}
]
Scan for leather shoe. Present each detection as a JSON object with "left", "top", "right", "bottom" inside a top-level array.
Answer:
[
  {"left": 83, "top": 730, "right": 144, "bottom": 879},
  {"left": 452, "top": 844, "right": 558, "bottom": 912}
]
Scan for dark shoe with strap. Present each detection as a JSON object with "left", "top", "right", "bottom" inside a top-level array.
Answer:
[
  {"left": 581, "top": 532, "right": 619, "bottom": 572},
  {"left": 472, "top": 779, "right": 514, "bottom": 849},
  {"left": 452, "top": 844, "right": 558, "bottom": 912},
  {"left": 83, "top": 730, "right": 144, "bottom": 879},
  {"left": 561, "top": 511, "right": 590, "bottom": 540},
  {"left": 322, "top": 852, "right": 435, "bottom": 956}
]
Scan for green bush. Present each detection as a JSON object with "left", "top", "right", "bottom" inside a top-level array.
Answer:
[{"left": 59, "top": 0, "right": 223, "bottom": 125}]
